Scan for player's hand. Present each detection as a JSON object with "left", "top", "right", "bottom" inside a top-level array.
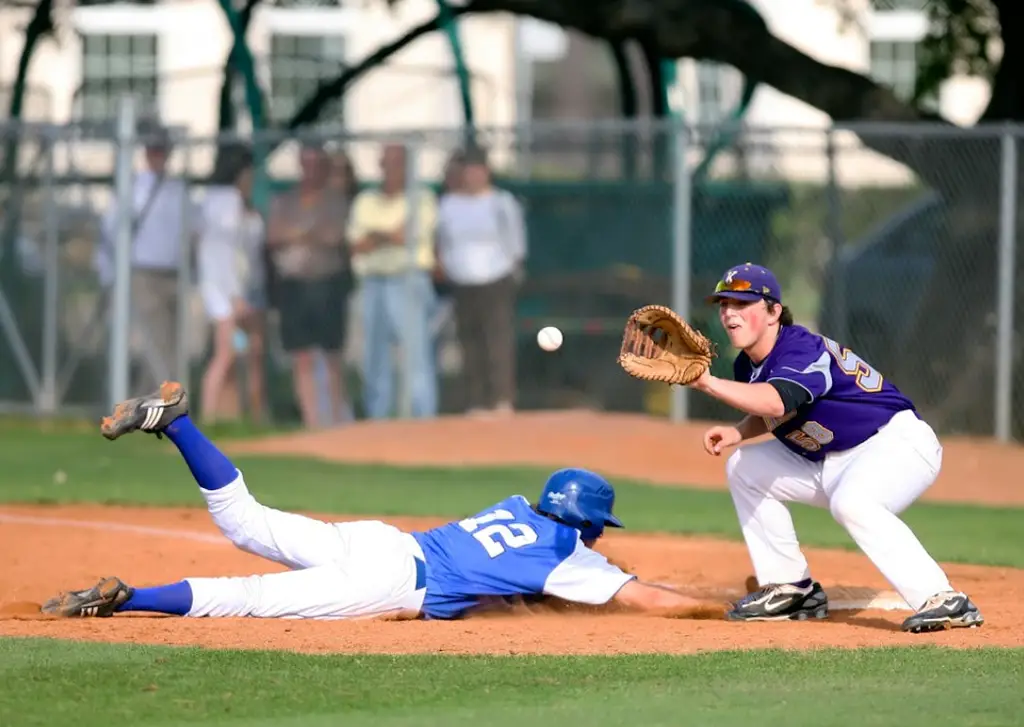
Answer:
[
  {"left": 703, "top": 425, "right": 742, "bottom": 456},
  {"left": 688, "top": 368, "right": 714, "bottom": 390}
]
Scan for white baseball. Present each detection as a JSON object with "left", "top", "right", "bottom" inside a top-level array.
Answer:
[{"left": 537, "top": 326, "right": 563, "bottom": 352}]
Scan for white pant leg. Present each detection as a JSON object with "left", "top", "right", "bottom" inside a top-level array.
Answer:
[
  {"left": 184, "top": 524, "right": 427, "bottom": 619},
  {"left": 203, "top": 473, "right": 349, "bottom": 570},
  {"left": 726, "top": 439, "right": 827, "bottom": 585},
  {"left": 823, "top": 410, "right": 951, "bottom": 610}
]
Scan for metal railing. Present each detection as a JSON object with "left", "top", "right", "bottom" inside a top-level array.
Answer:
[{"left": 0, "top": 98, "right": 1021, "bottom": 440}]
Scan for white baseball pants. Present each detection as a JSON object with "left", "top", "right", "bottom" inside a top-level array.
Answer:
[
  {"left": 183, "top": 474, "right": 427, "bottom": 619},
  {"left": 726, "top": 409, "right": 952, "bottom": 610}
]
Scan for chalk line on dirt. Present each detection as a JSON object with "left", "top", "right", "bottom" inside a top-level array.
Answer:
[
  {"left": 0, "top": 512, "right": 225, "bottom": 544},
  {"left": 0, "top": 511, "right": 910, "bottom": 611}
]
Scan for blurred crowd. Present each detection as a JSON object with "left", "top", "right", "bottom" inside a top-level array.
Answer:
[{"left": 93, "top": 123, "right": 528, "bottom": 429}]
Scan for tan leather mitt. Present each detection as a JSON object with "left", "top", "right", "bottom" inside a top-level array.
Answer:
[{"left": 617, "top": 304, "right": 715, "bottom": 386}]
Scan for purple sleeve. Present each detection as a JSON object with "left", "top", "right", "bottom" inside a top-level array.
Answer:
[{"left": 765, "top": 336, "right": 833, "bottom": 402}]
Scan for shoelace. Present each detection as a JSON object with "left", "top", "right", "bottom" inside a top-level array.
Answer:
[
  {"left": 919, "top": 591, "right": 957, "bottom": 612},
  {"left": 736, "top": 584, "right": 781, "bottom": 606}
]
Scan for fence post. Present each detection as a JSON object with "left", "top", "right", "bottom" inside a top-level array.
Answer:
[
  {"left": 175, "top": 131, "right": 193, "bottom": 389},
  {"left": 109, "top": 94, "right": 137, "bottom": 410},
  {"left": 670, "top": 119, "right": 693, "bottom": 423},
  {"left": 825, "top": 127, "right": 847, "bottom": 343},
  {"left": 995, "top": 128, "right": 1018, "bottom": 442},
  {"left": 40, "top": 130, "right": 59, "bottom": 414},
  {"left": 400, "top": 135, "right": 422, "bottom": 420}
]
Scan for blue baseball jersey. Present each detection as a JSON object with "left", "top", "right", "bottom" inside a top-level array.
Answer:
[
  {"left": 410, "top": 495, "right": 635, "bottom": 620},
  {"left": 734, "top": 324, "right": 917, "bottom": 462}
]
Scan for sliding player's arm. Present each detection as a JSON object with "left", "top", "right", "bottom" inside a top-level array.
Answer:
[
  {"left": 610, "top": 579, "right": 727, "bottom": 619},
  {"left": 541, "top": 538, "right": 726, "bottom": 620}
]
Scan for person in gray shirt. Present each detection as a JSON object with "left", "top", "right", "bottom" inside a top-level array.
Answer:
[{"left": 265, "top": 142, "right": 353, "bottom": 429}]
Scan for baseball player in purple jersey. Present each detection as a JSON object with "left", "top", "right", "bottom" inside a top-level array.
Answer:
[{"left": 688, "top": 263, "right": 983, "bottom": 633}]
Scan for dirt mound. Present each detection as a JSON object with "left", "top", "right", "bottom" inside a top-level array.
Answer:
[
  {"left": 0, "top": 504, "right": 1016, "bottom": 655},
  {"left": 226, "top": 411, "right": 1024, "bottom": 506}
]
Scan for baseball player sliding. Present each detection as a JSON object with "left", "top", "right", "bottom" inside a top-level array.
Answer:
[
  {"left": 41, "top": 383, "right": 724, "bottom": 622},
  {"left": 618, "top": 263, "right": 983, "bottom": 634}
]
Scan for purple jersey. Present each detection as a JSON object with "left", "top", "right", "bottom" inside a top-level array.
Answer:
[{"left": 733, "top": 325, "right": 917, "bottom": 461}]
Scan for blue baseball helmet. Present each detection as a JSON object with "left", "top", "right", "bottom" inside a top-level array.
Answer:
[{"left": 537, "top": 468, "right": 623, "bottom": 540}]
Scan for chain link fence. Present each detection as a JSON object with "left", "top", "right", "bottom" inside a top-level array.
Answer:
[{"left": 0, "top": 113, "right": 1021, "bottom": 439}]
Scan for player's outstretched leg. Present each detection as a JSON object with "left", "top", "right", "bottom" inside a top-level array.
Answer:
[
  {"left": 41, "top": 576, "right": 194, "bottom": 617},
  {"left": 821, "top": 411, "right": 983, "bottom": 633},
  {"left": 42, "top": 533, "right": 426, "bottom": 620},
  {"left": 99, "top": 381, "right": 347, "bottom": 569},
  {"left": 72, "top": 382, "right": 429, "bottom": 622}
]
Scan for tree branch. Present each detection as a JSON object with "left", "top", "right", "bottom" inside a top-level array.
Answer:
[
  {"left": 218, "top": 0, "right": 265, "bottom": 130},
  {"left": 286, "top": 6, "right": 470, "bottom": 129}
]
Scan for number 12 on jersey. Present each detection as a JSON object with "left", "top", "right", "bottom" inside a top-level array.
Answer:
[{"left": 459, "top": 509, "right": 538, "bottom": 558}]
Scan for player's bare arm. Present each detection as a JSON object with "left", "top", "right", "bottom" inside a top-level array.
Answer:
[
  {"left": 703, "top": 415, "right": 769, "bottom": 456},
  {"left": 612, "top": 580, "right": 727, "bottom": 619},
  {"left": 690, "top": 372, "right": 786, "bottom": 418}
]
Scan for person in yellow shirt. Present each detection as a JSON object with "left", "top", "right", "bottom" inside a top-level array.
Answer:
[{"left": 347, "top": 143, "right": 439, "bottom": 418}]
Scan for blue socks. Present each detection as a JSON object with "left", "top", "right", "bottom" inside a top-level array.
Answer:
[
  {"left": 164, "top": 416, "right": 238, "bottom": 491},
  {"left": 116, "top": 581, "right": 193, "bottom": 615},
  {"left": 792, "top": 578, "right": 813, "bottom": 589},
  {"left": 116, "top": 419, "right": 229, "bottom": 616}
]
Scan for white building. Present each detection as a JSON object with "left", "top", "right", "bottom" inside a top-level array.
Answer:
[
  {"left": 0, "top": 0, "right": 996, "bottom": 184},
  {"left": 0, "top": 0, "right": 521, "bottom": 180},
  {"left": 672, "top": 0, "right": 995, "bottom": 184}
]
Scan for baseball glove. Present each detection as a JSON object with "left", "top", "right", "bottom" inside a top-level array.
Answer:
[{"left": 617, "top": 304, "right": 715, "bottom": 386}]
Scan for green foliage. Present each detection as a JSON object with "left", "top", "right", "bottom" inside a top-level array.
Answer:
[
  {"left": 826, "top": 0, "right": 1001, "bottom": 111},
  {"left": 916, "top": 0, "right": 1001, "bottom": 106}
]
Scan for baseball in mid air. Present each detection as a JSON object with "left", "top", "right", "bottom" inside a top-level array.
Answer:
[{"left": 537, "top": 326, "right": 563, "bottom": 352}]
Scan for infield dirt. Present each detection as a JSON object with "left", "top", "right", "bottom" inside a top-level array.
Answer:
[{"left": 1, "top": 413, "right": 1019, "bottom": 654}]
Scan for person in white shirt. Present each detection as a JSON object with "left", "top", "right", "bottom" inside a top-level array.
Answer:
[
  {"left": 434, "top": 146, "right": 527, "bottom": 415},
  {"left": 96, "top": 121, "right": 199, "bottom": 392},
  {"left": 196, "top": 144, "right": 267, "bottom": 424}
]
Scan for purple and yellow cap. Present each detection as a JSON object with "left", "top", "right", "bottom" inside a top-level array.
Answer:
[{"left": 706, "top": 263, "right": 782, "bottom": 305}]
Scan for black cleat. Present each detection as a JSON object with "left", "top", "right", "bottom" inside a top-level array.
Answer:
[
  {"left": 726, "top": 581, "right": 829, "bottom": 622},
  {"left": 901, "top": 591, "right": 984, "bottom": 633}
]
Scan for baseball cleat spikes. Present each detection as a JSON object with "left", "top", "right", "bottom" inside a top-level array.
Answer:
[
  {"left": 901, "top": 591, "right": 984, "bottom": 633},
  {"left": 726, "top": 580, "right": 829, "bottom": 622},
  {"left": 100, "top": 381, "right": 189, "bottom": 441},
  {"left": 41, "top": 576, "right": 134, "bottom": 618}
]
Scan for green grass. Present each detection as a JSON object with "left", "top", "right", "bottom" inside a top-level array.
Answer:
[
  {"left": 0, "top": 428, "right": 1020, "bottom": 567},
  {"left": 0, "top": 638, "right": 1021, "bottom": 727}
]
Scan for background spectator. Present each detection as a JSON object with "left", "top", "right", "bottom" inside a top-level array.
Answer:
[
  {"left": 96, "top": 118, "right": 197, "bottom": 393},
  {"left": 434, "top": 145, "right": 526, "bottom": 416},
  {"left": 196, "top": 143, "right": 267, "bottom": 424},
  {"left": 347, "top": 143, "right": 438, "bottom": 419},
  {"left": 265, "top": 141, "right": 352, "bottom": 429},
  {"left": 327, "top": 149, "right": 360, "bottom": 203}
]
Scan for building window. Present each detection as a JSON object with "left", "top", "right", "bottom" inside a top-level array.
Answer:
[
  {"left": 267, "top": 0, "right": 341, "bottom": 6},
  {"left": 695, "top": 61, "right": 743, "bottom": 128},
  {"left": 268, "top": 34, "right": 346, "bottom": 123},
  {"left": 80, "top": 33, "right": 159, "bottom": 121},
  {"left": 869, "top": 40, "right": 936, "bottom": 107},
  {"left": 870, "top": 0, "right": 928, "bottom": 10},
  {"left": 76, "top": 0, "right": 157, "bottom": 5}
]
